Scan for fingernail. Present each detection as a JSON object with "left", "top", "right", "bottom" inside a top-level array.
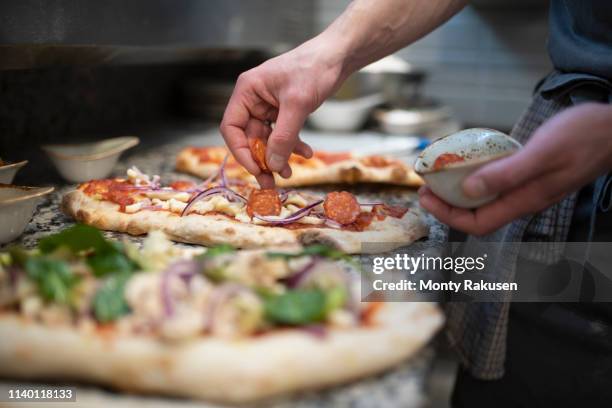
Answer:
[
  {"left": 464, "top": 177, "right": 488, "bottom": 198},
  {"left": 268, "top": 154, "right": 285, "bottom": 171}
]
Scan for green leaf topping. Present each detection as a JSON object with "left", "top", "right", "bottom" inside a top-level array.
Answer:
[
  {"left": 263, "top": 289, "right": 328, "bottom": 325},
  {"left": 24, "top": 257, "right": 80, "bottom": 304},
  {"left": 92, "top": 271, "right": 132, "bottom": 323},
  {"left": 267, "top": 244, "right": 354, "bottom": 264}
]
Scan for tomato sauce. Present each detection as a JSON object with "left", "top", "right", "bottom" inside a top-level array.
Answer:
[
  {"left": 191, "top": 147, "right": 240, "bottom": 168},
  {"left": 313, "top": 151, "right": 352, "bottom": 165},
  {"left": 432, "top": 153, "right": 465, "bottom": 170},
  {"left": 170, "top": 180, "right": 196, "bottom": 191},
  {"left": 82, "top": 179, "right": 138, "bottom": 212},
  {"left": 360, "top": 155, "right": 395, "bottom": 168}
]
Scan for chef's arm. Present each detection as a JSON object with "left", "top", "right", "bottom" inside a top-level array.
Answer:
[
  {"left": 323, "top": 0, "right": 467, "bottom": 78},
  {"left": 220, "top": 0, "right": 467, "bottom": 187}
]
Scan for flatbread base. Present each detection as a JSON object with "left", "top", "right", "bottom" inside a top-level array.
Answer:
[
  {"left": 176, "top": 150, "right": 424, "bottom": 188},
  {"left": 0, "top": 302, "right": 443, "bottom": 403},
  {"left": 62, "top": 190, "right": 429, "bottom": 254}
]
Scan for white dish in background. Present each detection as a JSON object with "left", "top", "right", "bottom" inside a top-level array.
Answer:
[
  {"left": 374, "top": 106, "right": 454, "bottom": 136},
  {"left": 415, "top": 128, "right": 521, "bottom": 208},
  {"left": 0, "top": 160, "right": 28, "bottom": 184},
  {"left": 307, "top": 94, "right": 383, "bottom": 132},
  {"left": 0, "top": 184, "right": 54, "bottom": 244},
  {"left": 42, "top": 136, "right": 139, "bottom": 183}
]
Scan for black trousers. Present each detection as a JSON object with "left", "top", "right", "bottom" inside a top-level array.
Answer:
[
  {"left": 452, "top": 302, "right": 612, "bottom": 408},
  {"left": 452, "top": 177, "right": 612, "bottom": 407}
]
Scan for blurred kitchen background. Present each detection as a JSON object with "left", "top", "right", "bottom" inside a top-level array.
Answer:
[{"left": 0, "top": 2, "right": 550, "bottom": 405}]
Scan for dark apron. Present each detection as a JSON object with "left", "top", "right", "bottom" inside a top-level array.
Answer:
[{"left": 452, "top": 85, "right": 612, "bottom": 407}]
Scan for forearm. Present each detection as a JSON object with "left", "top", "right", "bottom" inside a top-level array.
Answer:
[{"left": 316, "top": 0, "right": 467, "bottom": 77}]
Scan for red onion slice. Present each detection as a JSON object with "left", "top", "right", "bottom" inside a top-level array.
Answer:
[
  {"left": 204, "top": 283, "right": 248, "bottom": 331},
  {"left": 279, "top": 189, "right": 296, "bottom": 203},
  {"left": 253, "top": 200, "right": 324, "bottom": 225},
  {"left": 282, "top": 258, "right": 318, "bottom": 288},
  {"left": 181, "top": 186, "right": 246, "bottom": 216},
  {"left": 300, "top": 324, "right": 327, "bottom": 339},
  {"left": 324, "top": 219, "right": 343, "bottom": 229},
  {"left": 219, "top": 154, "right": 230, "bottom": 188},
  {"left": 161, "top": 260, "right": 201, "bottom": 317}
]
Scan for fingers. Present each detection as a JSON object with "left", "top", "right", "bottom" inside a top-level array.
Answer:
[
  {"left": 294, "top": 140, "right": 313, "bottom": 158},
  {"left": 463, "top": 143, "right": 555, "bottom": 199},
  {"left": 220, "top": 94, "right": 262, "bottom": 176},
  {"left": 421, "top": 167, "right": 569, "bottom": 235},
  {"left": 255, "top": 173, "right": 276, "bottom": 189},
  {"left": 266, "top": 104, "right": 308, "bottom": 172}
]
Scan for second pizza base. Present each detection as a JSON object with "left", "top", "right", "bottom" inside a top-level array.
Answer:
[
  {"left": 0, "top": 302, "right": 442, "bottom": 403},
  {"left": 176, "top": 147, "right": 424, "bottom": 187}
]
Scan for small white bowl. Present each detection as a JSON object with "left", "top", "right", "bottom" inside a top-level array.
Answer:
[
  {"left": 415, "top": 128, "right": 521, "bottom": 208},
  {"left": 308, "top": 94, "right": 383, "bottom": 132},
  {"left": 0, "top": 184, "right": 54, "bottom": 244},
  {"left": 42, "top": 136, "right": 139, "bottom": 183},
  {"left": 0, "top": 160, "right": 28, "bottom": 184}
]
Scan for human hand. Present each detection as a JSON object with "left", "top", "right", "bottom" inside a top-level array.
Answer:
[
  {"left": 220, "top": 36, "right": 347, "bottom": 188},
  {"left": 419, "top": 103, "right": 612, "bottom": 235}
]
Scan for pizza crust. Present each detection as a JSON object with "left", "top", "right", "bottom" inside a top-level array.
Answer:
[
  {"left": 176, "top": 148, "right": 423, "bottom": 188},
  {"left": 0, "top": 302, "right": 443, "bottom": 403},
  {"left": 62, "top": 190, "right": 429, "bottom": 254}
]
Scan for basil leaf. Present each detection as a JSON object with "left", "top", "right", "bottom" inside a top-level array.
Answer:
[
  {"left": 264, "top": 289, "right": 327, "bottom": 325},
  {"left": 39, "top": 224, "right": 113, "bottom": 255},
  {"left": 87, "top": 251, "right": 137, "bottom": 277},
  {"left": 92, "top": 271, "right": 132, "bottom": 323},
  {"left": 39, "top": 225, "right": 138, "bottom": 277},
  {"left": 198, "top": 244, "right": 235, "bottom": 260},
  {"left": 267, "top": 244, "right": 354, "bottom": 263},
  {"left": 7, "top": 246, "right": 30, "bottom": 267},
  {"left": 324, "top": 286, "right": 347, "bottom": 313},
  {"left": 24, "top": 257, "right": 79, "bottom": 304}
]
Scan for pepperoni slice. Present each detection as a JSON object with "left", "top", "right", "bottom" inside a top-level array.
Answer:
[
  {"left": 247, "top": 189, "right": 282, "bottom": 218},
  {"left": 323, "top": 191, "right": 361, "bottom": 225},
  {"left": 248, "top": 138, "right": 270, "bottom": 172}
]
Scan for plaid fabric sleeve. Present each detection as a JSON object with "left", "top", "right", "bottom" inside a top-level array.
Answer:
[{"left": 445, "top": 91, "right": 575, "bottom": 380}]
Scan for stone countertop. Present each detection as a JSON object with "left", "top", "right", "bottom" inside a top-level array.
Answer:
[{"left": 3, "top": 125, "right": 447, "bottom": 408}]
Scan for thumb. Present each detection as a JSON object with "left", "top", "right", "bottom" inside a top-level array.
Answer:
[
  {"left": 462, "top": 147, "right": 548, "bottom": 198},
  {"left": 266, "top": 104, "right": 308, "bottom": 172}
]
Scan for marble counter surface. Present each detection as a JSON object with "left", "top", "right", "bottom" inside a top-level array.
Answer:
[{"left": 2, "top": 125, "right": 447, "bottom": 408}]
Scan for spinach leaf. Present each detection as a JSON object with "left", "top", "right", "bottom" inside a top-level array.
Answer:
[
  {"left": 87, "top": 251, "right": 137, "bottom": 277},
  {"left": 198, "top": 244, "right": 235, "bottom": 260},
  {"left": 24, "top": 257, "right": 80, "bottom": 304},
  {"left": 39, "top": 224, "right": 112, "bottom": 255},
  {"left": 92, "top": 271, "right": 132, "bottom": 323},
  {"left": 324, "top": 286, "right": 347, "bottom": 313},
  {"left": 267, "top": 244, "right": 354, "bottom": 264},
  {"left": 38, "top": 225, "right": 138, "bottom": 277},
  {"left": 263, "top": 289, "right": 327, "bottom": 325}
]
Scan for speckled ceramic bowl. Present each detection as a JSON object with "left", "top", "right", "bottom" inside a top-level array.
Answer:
[
  {"left": 415, "top": 128, "right": 521, "bottom": 208},
  {"left": 0, "top": 160, "right": 28, "bottom": 184},
  {"left": 0, "top": 184, "right": 54, "bottom": 244},
  {"left": 42, "top": 136, "right": 139, "bottom": 183}
]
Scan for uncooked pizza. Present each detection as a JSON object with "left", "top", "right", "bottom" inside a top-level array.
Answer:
[
  {"left": 176, "top": 145, "right": 423, "bottom": 187},
  {"left": 62, "top": 165, "right": 428, "bottom": 254},
  {"left": 0, "top": 226, "right": 443, "bottom": 403}
]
